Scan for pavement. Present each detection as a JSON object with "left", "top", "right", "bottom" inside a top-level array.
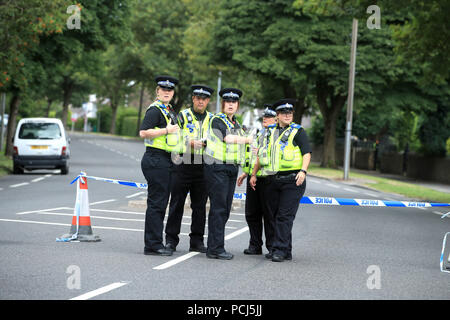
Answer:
[{"left": 309, "top": 162, "right": 450, "bottom": 196}]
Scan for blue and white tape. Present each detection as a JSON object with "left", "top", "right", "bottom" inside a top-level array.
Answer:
[{"left": 70, "top": 172, "right": 450, "bottom": 209}]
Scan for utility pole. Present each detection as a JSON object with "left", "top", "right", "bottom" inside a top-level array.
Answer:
[
  {"left": 216, "top": 71, "right": 222, "bottom": 113},
  {"left": 344, "top": 18, "right": 358, "bottom": 180}
]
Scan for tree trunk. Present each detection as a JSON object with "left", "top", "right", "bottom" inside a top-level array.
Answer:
[
  {"left": 110, "top": 102, "right": 119, "bottom": 134},
  {"left": 62, "top": 77, "right": 74, "bottom": 129},
  {"left": 294, "top": 95, "right": 306, "bottom": 125},
  {"left": 136, "top": 83, "right": 145, "bottom": 137},
  {"left": 316, "top": 80, "right": 347, "bottom": 168},
  {"left": 45, "top": 98, "right": 52, "bottom": 117},
  {"left": 5, "top": 94, "right": 20, "bottom": 156}
]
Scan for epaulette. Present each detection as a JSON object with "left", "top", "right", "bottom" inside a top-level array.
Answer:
[{"left": 290, "top": 123, "right": 302, "bottom": 129}]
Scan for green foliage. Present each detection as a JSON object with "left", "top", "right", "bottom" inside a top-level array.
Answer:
[
  {"left": 446, "top": 138, "right": 450, "bottom": 157},
  {"left": 120, "top": 116, "right": 138, "bottom": 137}
]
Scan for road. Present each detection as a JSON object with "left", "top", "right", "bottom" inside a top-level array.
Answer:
[{"left": 0, "top": 132, "right": 449, "bottom": 300}]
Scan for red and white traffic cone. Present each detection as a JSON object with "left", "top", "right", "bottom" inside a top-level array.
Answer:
[{"left": 59, "top": 174, "right": 100, "bottom": 242}]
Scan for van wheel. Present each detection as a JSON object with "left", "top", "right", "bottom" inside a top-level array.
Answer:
[
  {"left": 61, "top": 165, "right": 69, "bottom": 175},
  {"left": 13, "top": 162, "right": 24, "bottom": 174}
]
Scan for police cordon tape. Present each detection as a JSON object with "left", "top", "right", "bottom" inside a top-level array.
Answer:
[{"left": 70, "top": 172, "right": 450, "bottom": 209}]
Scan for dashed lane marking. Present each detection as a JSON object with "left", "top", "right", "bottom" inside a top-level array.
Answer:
[{"left": 70, "top": 281, "right": 130, "bottom": 300}]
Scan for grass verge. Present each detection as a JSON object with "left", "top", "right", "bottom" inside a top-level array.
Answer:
[{"left": 308, "top": 163, "right": 450, "bottom": 203}]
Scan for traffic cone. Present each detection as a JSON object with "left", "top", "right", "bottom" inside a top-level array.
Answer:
[{"left": 58, "top": 174, "right": 100, "bottom": 242}]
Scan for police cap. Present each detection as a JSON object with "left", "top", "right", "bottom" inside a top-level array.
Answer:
[
  {"left": 191, "top": 84, "right": 214, "bottom": 98},
  {"left": 219, "top": 88, "right": 243, "bottom": 102},
  {"left": 155, "top": 75, "right": 178, "bottom": 90},
  {"left": 273, "top": 98, "right": 296, "bottom": 112},
  {"left": 262, "top": 103, "right": 276, "bottom": 117}
]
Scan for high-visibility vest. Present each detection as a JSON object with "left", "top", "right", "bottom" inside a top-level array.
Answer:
[
  {"left": 144, "top": 101, "right": 185, "bottom": 153},
  {"left": 243, "top": 128, "right": 269, "bottom": 177},
  {"left": 204, "top": 113, "right": 246, "bottom": 164},
  {"left": 258, "top": 123, "right": 303, "bottom": 173},
  {"left": 179, "top": 108, "right": 212, "bottom": 155}
]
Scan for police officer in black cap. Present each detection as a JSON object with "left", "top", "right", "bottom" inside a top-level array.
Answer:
[
  {"left": 237, "top": 104, "right": 277, "bottom": 255},
  {"left": 250, "top": 98, "right": 311, "bottom": 262},
  {"left": 139, "top": 75, "right": 182, "bottom": 256},
  {"left": 164, "top": 85, "right": 214, "bottom": 254},
  {"left": 204, "top": 88, "right": 252, "bottom": 260}
]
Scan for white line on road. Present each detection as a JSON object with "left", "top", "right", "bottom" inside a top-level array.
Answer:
[
  {"left": 16, "top": 207, "right": 72, "bottom": 215},
  {"left": 70, "top": 282, "right": 129, "bottom": 300},
  {"left": 325, "top": 183, "right": 339, "bottom": 188},
  {"left": 90, "top": 199, "right": 117, "bottom": 205},
  {"left": 153, "top": 226, "right": 249, "bottom": 270},
  {"left": 31, "top": 177, "right": 46, "bottom": 183},
  {"left": 10, "top": 182, "right": 29, "bottom": 188},
  {"left": 126, "top": 192, "right": 145, "bottom": 199},
  {"left": 343, "top": 187, "right": 356, "bottom": 193},
  {"left": 153, "top": 252, "right": 200, "bottom": 270},
  {"left": 0, "top": 218, "right": 203, "bottom": 236}
]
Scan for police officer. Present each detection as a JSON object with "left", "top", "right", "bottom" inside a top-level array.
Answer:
[
  {"left": 237, "top": 104, "right": 277, "bottom": 255},
  {"left": 250, "top": 98, "right": 311, "bottom": 262},
  {"left": 139, "top": 75, "right": 183, "bottom": 256},
  {"left": 203, "top": 88, "right": 252, "bottom": 260},
  {"left": 164, "top": 85, "right": 214, "bottom": 253}
]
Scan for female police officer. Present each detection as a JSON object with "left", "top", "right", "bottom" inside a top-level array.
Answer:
[
  {"left": 237, "top": 104, "right": 277, "bottom": 256},
  {"left": 250, "top": 99, "right": 311, "bottom": 262},
  {"left": 139, "top": 75, "right": 183, "bottom": 256},
  {"left": 203, "top": 88, "right": 252, "bottom": 260}
]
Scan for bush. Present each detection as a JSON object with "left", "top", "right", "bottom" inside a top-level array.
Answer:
[
  {"left": 446, "top": 137, "right": 450, "bottom": 157},
  {"left": 120, "top": 116, "right": 138, "bottom": 137}
]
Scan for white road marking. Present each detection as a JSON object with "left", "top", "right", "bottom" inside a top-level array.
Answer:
[
  {"left": 31, "top": 177, "right": 45, "bottom": 183},
  {"left": 153, "top": 252, "right": 200, "bottom": 270},
  {"left": 70, "top": 282, "right": 129, "bottom": 300},
  {"left": 90, "top": 208, "right": 144, "bottom": 215},
  {"left": 434, "top": 211, "right": 444, "bottom": 216},
  {"left": 0, "top": 217, "right": 202, "bottom": 236},
  {"left": 10, "top": 182, "right": 29, "bottom": 188},
  {"left": 343, "top": 187, "right": 356, "bottom": 193},
  {"left": 126, "top": 192, "right": 145, "bottom": 199},
  {"left": 0, "top": 188, "right": 3, "bottom": 191},
  {"left": 153, "top": 226, "right": 249, "bottom": 270},
  {"left": 16, "top": 207, "right": 72, "bottom": 215},
  {"left": 90, "top": 199, "right": 117, "bottom": 205},
  {"left": 326, "top": 183, "right": 338, "bottom": 188}
]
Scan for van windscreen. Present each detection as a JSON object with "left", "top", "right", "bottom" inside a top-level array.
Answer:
[{"left": 18, "top": 123, "right": 62, "bottom": 140}]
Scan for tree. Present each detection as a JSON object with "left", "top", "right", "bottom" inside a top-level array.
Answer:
[{"left": 0, "top": 0, "right": 67, "bottom": 156}]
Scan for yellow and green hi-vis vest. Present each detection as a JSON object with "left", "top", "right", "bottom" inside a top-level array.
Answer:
[
  {"left": 243, "top": 129, "right": 269, "bottom": 177},
  {"left": 144, "top": 101, "right": 185, "bottom": 154},
  {"left": 179, "top": 108, "right": 212, "bottom": 155},
  {"left": 205, "top": 113, "right": 246, "bottom": 164},
  {"left": 259, "top": 123, "right": 303, "bottom": 173}
]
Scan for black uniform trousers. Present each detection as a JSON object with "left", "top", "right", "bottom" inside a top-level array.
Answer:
[
  {"left": 264, "top": 174, "right": 306, "bottom": 258},
  {"left": 204, "top": 162, "right": 238, "bottom": 254},
  {"left": 141, "top": 150, "right": 173, "bottom": 251},
  {"left": 245, "top": 177, "right": 274, "bottom": 251},
  {"left": 165, "top": 163, "right": 207, "bottom": 247}
]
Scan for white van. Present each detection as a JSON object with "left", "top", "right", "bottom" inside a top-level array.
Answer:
[{"left": 12, "top": 118, "right": 70, "bottom": 174}]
